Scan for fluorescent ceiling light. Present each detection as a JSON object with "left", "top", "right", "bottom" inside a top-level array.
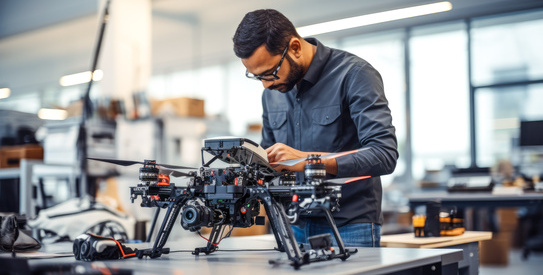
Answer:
[
  {"left": 0, "top": 88, "right": 10, "bottom": 99},
  {"left": 38, "top": 108, "right": 68, "bottom": 120},
  {"left": 297, "top": 1, "right": 453, "bottom": 37},
  {"left": 59, "top": 70, "right": 103, "bottom": 87}
]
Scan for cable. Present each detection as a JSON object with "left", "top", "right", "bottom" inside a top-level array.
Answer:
[
  {"left": 168, "top": 248, "right": 279, "bottom": 254},
  {"left": 198, "top": 232, "right": 219, "bottom": 246}
]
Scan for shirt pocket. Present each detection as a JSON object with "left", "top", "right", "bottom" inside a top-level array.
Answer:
[
  {"left": 311, "top": 105, "right": 343, "bottom": 151},
  {"left": 269, "top": 111, "right": 288, "bottom": 144}
]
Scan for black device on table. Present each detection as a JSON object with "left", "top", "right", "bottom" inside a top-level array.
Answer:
[{"left": 84, "top": 137, "right": 368, "bottom": 269}]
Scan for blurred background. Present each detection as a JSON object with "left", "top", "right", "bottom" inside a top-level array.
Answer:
[{"left": 1, "top": 0, "right": 543, "bottom": 272}]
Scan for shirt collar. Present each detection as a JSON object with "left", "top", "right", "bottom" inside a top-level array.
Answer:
[{"left": 300, "top": 38, "right": 331, "bottom": 87}]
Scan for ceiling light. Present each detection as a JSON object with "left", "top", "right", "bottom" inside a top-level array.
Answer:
[
  {"left": 0, "top": 88, "right": 10, "bottom": 99},
  {"left": 59, "top": 70, "right": 103, "bottom": 87},
  {"left": 297, "top": 1, "right": 453, "bottom": 37},
  {"left": 38, "top": 108, "right": 68, "bottom": 120}
]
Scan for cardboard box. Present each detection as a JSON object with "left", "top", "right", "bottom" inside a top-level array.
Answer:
[
  {"left": 0, "top": 144, "right": 43, "bottom": 168},
  {"left": 498, "top": 208, "right": 518, "bottom": 232},
  {"left": 480, "top": 208, "right": 518, "bottom": 266},
  {"left": 151, "top": 97, "right": 205, "bottom": 117},
  {"left": 479, "top": 231, "right": 512, "bottom": 265}
]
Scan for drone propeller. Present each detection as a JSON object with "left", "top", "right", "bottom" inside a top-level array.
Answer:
[
  {"left": 88, "top": 158, "right": 196, "bottom": 170},
  {"left": 270, "top": 147, "right": 370, "bottom": 167},
  {"left": 323, "top": 175, "right": 371, "bottom": 185},
  {"left": 160, "top": 168, "right": 192, "bottom": 178}
]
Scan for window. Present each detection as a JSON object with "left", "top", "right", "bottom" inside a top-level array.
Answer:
[
  {"left": 471, "top": 10, "right": 543, "bottom": 86},
  {"left": 472, "top": 9, "right": 543, "bottom": 167},
  {"left": 226, "top": 61, "right": 265, "bottom": 136},
  {"left": 409, "top": 22, "right": 470, "bottom": 179},
  {"left": 0, "top": 91, "right": 41, "bottom": 113},
  {"left": 476, "top": 84, "right": 543, "bottom": 167},
  {"left": 342, "top": 31, "right": 406, "bottom": 186}
]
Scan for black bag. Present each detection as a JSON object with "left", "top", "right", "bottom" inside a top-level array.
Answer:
[{"left": 0, "top": 214, "right": 41, "bottom": 252}]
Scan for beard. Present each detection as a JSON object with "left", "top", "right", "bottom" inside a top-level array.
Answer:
[{"left": 269, "top": 54, "right": 304, "bottom": 93}]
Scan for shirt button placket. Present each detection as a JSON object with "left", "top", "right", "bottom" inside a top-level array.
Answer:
[{"left": 295, "top": 95, "right": 302, "bottom": 149}]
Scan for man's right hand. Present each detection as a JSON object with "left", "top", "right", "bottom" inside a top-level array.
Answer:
[{"left": 265, "top": 143, "right": 307, "bottom": 172}]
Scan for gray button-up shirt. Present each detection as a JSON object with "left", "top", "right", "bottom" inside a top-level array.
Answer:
[{"left": 261, "top": 38, "right": 398, "bottom": 226}]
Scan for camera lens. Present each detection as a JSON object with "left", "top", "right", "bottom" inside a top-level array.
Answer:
[
  {"left": 183, "top": 207, "right": 198, "bottom": 224},
  {"left": 181, "top": 205, "right": 214, "bottom": 231}
]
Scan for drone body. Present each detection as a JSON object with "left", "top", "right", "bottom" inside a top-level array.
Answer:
[{"left": 89, "top": 137, "right": 366, "bottom": 269}]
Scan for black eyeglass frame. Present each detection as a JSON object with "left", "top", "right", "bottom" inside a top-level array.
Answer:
[{"left": 245, "top": 45, "right": 289, "bottom": 81}]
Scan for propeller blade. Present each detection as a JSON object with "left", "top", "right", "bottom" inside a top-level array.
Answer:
[
  {"left": 270, "top": 158, "right": 306, "bottom": 167},
  {"left": 88, "top": 158, "right": 196, "bottom": 170},
  {"left": 324, "top": 175, "right": 371, "bottom": 185},
  {"left": 157, "top": 163, "right": 196, "bottom": 170},
  {"left": 88, "top": 157, "right": 142, "bottom": 166},
  {"left": 321, "top": 148, "right": 369, "bottom": 160},
  {"left": 160, "top": 168, "right": 191, "bottom": 178},
  {"left": 270, "top": 148, "right": 370, "bottom": 167}
]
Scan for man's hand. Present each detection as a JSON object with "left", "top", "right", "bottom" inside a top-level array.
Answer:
[
  {"left": 266, "top": 143, "right": 307, "bottom": 172},
  {"left": 265, "top": 143, "right": 338, "bottom": 174}
]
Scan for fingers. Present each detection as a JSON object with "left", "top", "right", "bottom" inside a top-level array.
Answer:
[
  {"left": 266, "top": 143, "right": 277, "bottom": 163},
  {"left": 266, "top": 143, "right": 307, "bottom": 170},
  {"left": 266, "top": 143, "right": 286, "bottom": 163}
]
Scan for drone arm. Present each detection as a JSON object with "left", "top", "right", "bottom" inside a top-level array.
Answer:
[{"left": 202, "top": 150, "right": 220, "bottom": 167}]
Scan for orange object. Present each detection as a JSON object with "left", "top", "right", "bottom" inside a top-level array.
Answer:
[
  {"left": 441, "top": 227, "right": 466, "bottom": 236},
  {"left": 88, "top": 233, "right": 136, "bottom": 258},
  {"left": 412, "top": 215, "right": 426, "bottom": 237},
  {"left": 157, "top": 174, "right": 170, "bottom": 185}
]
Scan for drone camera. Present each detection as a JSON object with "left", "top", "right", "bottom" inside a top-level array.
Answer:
[{"left": 181, "top": 205, "right": 222, "bottom": 232}]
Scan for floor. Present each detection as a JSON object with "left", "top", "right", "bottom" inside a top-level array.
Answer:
[{"left": 480, "top": 249, "right": 543, "bottom": 275}]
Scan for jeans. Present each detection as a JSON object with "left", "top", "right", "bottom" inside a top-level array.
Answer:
[{"left": 292, "top": 219, "right": 381, "bottom": 248}]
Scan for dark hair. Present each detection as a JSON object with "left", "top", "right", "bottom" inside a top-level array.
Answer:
[{"left": 233, "top": 9, "right": 300, "bottom": 58}]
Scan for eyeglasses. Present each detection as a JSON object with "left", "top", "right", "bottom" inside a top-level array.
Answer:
[{"left": 246, "top": 45, "right": 289, "bottom": 81}]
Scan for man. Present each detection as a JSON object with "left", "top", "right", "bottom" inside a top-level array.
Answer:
[{"left": 233, "top": 9, "right": 398, "bottom": 247}]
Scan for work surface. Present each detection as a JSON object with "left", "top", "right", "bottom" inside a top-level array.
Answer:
[
  {"left": 408, "top": 191, "right": 543, "bottom": 208},
  {"left": 381, "top": 231, "right": 493, "bottom": 248},
  {"left": 12, "top": 234, "right": 463, "bottom": 274}
]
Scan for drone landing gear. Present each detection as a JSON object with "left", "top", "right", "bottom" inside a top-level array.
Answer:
[
  {"left": 192, "top": 225, "right": 225, "bottom": 255},
  {"left": 265, "top": 200, "right": 356, "bottom": 269},
  {"left": 137, "top": 200, "right": 184, "bottom": 259}
]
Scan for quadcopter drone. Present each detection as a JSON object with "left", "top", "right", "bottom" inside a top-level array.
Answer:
[{"left": 85, "top": 137, "right": 371, "bottom": 269}]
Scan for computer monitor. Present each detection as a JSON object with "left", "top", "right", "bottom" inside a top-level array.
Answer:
[{"left": 519, "top": 120, "right": 543, "bottom": 146}]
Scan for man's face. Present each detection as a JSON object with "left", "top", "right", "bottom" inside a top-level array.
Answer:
[{"left": 242, "top": 44, "right": 304, "bottom": 93}]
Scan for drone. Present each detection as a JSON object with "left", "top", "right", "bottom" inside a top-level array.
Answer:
[{"left": 84, "top": 137, "right": 371, "bottom": 269}]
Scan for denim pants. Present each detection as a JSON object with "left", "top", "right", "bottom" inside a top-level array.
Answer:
[{"left": 291, "top": 219, "right": 381, "bottom": 248}]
